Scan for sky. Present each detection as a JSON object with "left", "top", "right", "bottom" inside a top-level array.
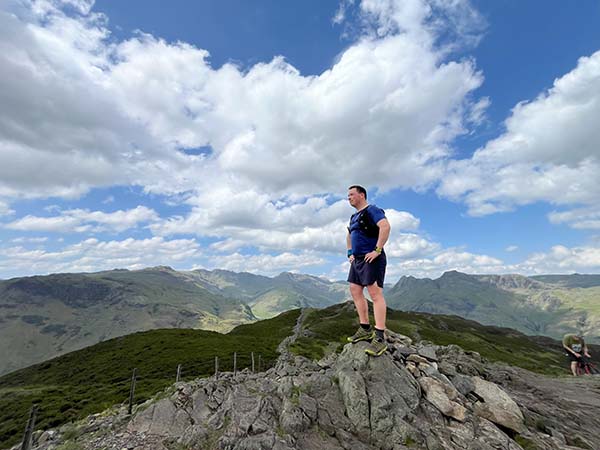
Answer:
[{"left": 1, "top": 0, "right": 600, "bottom": 281}]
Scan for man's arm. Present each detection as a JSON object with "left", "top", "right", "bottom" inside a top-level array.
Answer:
[
  {"left": 562, "top": 337, "right": 581, "bottom": 357},
  {"left": 563, "top": 344, "right": 581, "bottom": 357},
  {"left": 376, "top": 218, "right": 390, "bottom": 249},
  {"left": 364, "top": 218, "right": 390, "bottom": 263},
  {"left": 346, "top": 232, "right": 354, "bottom": 262}
]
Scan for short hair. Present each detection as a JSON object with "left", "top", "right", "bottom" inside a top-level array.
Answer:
[{"left": 348, "top": 185, "right": 367, "bottom": 200}]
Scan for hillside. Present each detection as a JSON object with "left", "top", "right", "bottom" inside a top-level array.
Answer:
[
  {"left": 3, "top": 303, "right": 600, "bottom": 450},
  {"left": 2, "top": 303, "right": 595, "bottom": 449},
  {"left": 387, "top": 271, "right": 600, "bottom": 344},
  {"left": 0, "top": 266, "right": 255, "bottom": 376},
  {"left": 0, "top": 310, "right": 301, "bottom": 449}
]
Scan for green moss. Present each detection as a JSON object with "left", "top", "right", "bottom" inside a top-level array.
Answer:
[
  {"left": 403, "top": 436, "right": 417, "bottom": 447},
  {"left": 60, "top": 423, "right": 84, "bottom": 442},
  {"left": 290, "top": 385, "right": 302, "bottom": 405},
  {"left": 567, "top": 436, "right": 593, "bottom": 449},
  {"left": 514, "top": 435, "right": 541, "bottom": 450},
  {"left": 55, "top": 441, "right": 84, "bottom": 450}
]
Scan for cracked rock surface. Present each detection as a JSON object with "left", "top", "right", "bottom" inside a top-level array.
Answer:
[{"left": 15, "top": 313, "right": 600, "bottom": 450}]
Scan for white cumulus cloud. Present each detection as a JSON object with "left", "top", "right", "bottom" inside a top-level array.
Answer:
[{"left": 438, "top": 50, "right": 600, "bottom": 217}]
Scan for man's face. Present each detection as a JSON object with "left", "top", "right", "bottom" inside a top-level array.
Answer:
[{"left": 347, "top": 188, "right": 364, "bottom": 207}]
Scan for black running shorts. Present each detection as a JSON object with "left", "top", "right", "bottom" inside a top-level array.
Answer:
[{"left": 347, "top": 252, "right": 386, "bottom": 288}]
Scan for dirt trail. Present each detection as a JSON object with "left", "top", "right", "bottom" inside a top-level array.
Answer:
[{"left": 276, "top": 308, "right": 307, "bottom": 360}]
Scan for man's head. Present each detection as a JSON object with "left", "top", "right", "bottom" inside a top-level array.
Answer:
[{"left": 348, "top": 185, "right": 367, "bottom": 209}]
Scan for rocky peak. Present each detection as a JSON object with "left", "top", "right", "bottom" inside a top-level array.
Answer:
[
  {"left": 476, "top": 274, "right": 547, "bottom": 291},
  {"left": 145, "top": 266, "right": 175, "bottom": 272},
  {"left": 18, "top": 328, "right": 600, "bottom": 450}
]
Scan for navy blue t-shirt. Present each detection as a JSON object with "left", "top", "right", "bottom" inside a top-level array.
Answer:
[{"left": 349, "top": 205, "right": 386, "bottom": 255}]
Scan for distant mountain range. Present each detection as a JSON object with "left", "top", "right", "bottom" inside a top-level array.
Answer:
[
  {"left": 1, "top": 267, "right": 599, "bottom": 376},
  {"left": 186, "top": 268, "right": 348, "bottom": 318},
  {"left": 0, "top": 266, "right": 347, "bottom": 376},
  {"left": 386, "top": 271, "right": 600, "bottom": 344}
]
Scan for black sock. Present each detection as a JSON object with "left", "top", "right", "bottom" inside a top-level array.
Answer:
[
  {"left": 374, "top": 328, "right": 385, "bottom": 342},
  {"left": 360, "top": 323, "right": 372, "bottom": 331}
]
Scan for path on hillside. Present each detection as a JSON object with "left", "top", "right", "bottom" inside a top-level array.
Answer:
[{"left": 276, "top": 308, "right": 307, "bottom": 363}]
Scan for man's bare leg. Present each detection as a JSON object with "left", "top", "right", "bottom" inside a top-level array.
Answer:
[
  {"left": 571, "top": 361, "right": 578, "bottom": 376},
  {"left": 366, "top": 283, "right": 386, "bottom": 330},
  {"left": 349, "top": 282, "right": 369, "bottom": 324}
]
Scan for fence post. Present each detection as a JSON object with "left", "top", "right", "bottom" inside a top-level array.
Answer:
[
  {"left": 215, "top": 356, "right": 219, "bottom": 379},
  {"left": 21, "top": 405, "right": 38, "bottom": 450},
  {"left": 128, "top": 368, "right": 137, "bottom": 415},
  {"left": 251, "top": 352, "right": 255, "bottom": 373},
  {"left": 233, "top": 352, "right": 237, "bottom": 376},
  {"left": 176, "top": 364, "right": 182, "bottom": 383}
]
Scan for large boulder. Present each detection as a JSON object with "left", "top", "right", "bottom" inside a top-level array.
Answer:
[
  {"left": 471, "top": 376, "right": 526, "bottom": 433},
  {"left": 418, "top": 377, "right": 467, "bottom": 422},
  {"left": 335, "top": 342, "right": 421, "bottom": 447}
]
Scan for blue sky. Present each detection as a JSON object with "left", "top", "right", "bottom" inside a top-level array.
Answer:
[{"left": 1, "top": 0, "right": 599, "bottom": 280}]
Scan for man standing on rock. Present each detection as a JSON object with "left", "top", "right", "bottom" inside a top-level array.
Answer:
[{"left": 346, "top": 185, "right": 391, "bottom": 356}]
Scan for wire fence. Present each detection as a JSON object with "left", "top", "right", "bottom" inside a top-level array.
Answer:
[{"left": 17, "top": 350, "right": 271, "bottom": 450}]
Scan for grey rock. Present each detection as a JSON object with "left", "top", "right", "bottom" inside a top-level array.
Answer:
[
  {"left": 417, "top": 346, "right": 438, "bottom": 362},
  {"left": 450, "top": 373, "right": 475, "bottom": 396},
  {"left": 418, "top": 377, "right": 466, "bottom": 422},
  {"left": 393, "top": 346, "right": 416, "bottom": 357},
  {"left": 38, "top": 430, "right": 57, "bottom": 445},
  {"left": 128, "top": 398, "right": 189, "bottom": 436},
  {"left": 471, "top": 376, "right": 526, "bottom": 433},
  {"left": 406, "top": 354, "right": 429, "bottom": 364},
  {"left": 471, "top": 417, "right": 524, "bottom": 450},
  {"left": 405, "top": 361, "right": 420, "bottom": 377},
  {"left": 418, "top": 362, "right": 439, "bottom": 378},
  {"left": 437, "top": 361, "right": 457, "bottom": 377}
]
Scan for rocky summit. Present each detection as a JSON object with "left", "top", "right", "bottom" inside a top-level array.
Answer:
[{"left": 15, "top": 325, "right": 600, "bottom": 450}]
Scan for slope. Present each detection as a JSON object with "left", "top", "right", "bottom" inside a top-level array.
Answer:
[
  {"left": 0, "top": 266, "right": 255, "bottom": 376},
  {"left": 0, "top": 309, "right": 300, "bottom": 449}
]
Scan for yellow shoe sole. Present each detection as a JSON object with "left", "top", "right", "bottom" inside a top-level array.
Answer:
[
  {"left": 347, "top": 332, "right": 375, "bottom": 343},
  {"left": 365, "top": 345, "right": 388, "bottom": 356}
]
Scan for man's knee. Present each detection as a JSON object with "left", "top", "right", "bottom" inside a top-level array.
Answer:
[
  {"left": 366, "top": 283, "right": 384, "bottom": 300},
  {"left": 349, "top": 283, "right": 364, "bottom": 296}
]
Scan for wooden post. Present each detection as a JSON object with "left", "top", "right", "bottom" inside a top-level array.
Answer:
[
  {"left": 251, "top": 352, "right": 255, "bottom": 373},
  {"left": 215, "top": 356, "right": 219, "bottom": 379},
  {"left": 258, "top": 354, "right": 262, "bottom": 372},
  {"left": 128, "top": 368, "right": 137, "bottom": 415},
  {"left": 176, "top": 364, "right": 182, "bottom": 383},
  {"left": 233, "top": 352, "right": 237, "bottom": 376},
  {"left": 21, "top": 405, "right": 38, "bottom": 450}
]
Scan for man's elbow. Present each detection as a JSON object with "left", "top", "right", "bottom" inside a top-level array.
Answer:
[{"left": 379, "top": 223, "right": 391, "bottom": 233}]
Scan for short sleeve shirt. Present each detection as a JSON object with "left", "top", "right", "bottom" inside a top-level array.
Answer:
[
  {"left": 563, "top": 334, "right": 585, "bottom": 352},
  {"left": 349, "top": 205, "right": 386, "bottom": 255}
]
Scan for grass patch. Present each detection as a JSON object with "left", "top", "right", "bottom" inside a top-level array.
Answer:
[{"left": 514, "top": 435, "right": 541, "bottom": 450}]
